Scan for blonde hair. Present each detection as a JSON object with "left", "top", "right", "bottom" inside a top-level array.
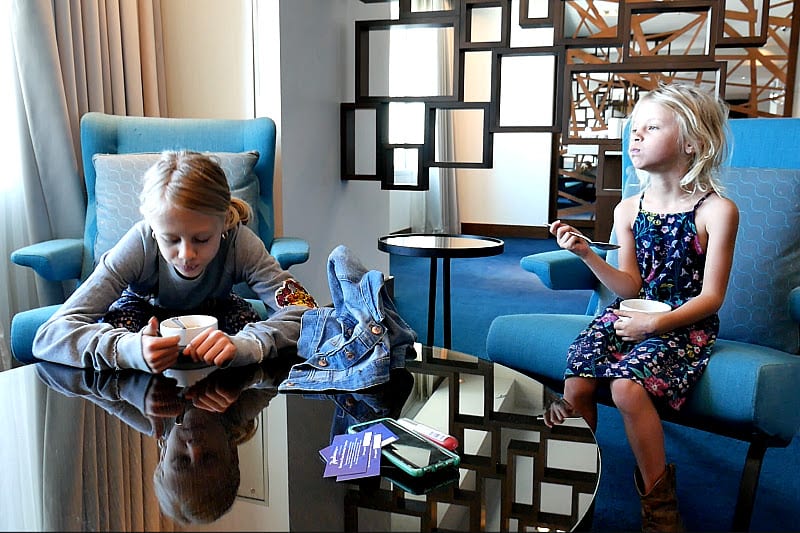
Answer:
[
  {"left": 630, "top": 83, "right": 730, "bottom": 194},
  {"left": 139, "top": 150, "right": 251, "bottom": 230},
  {"left": 153, "top": 457, "right": 240, "bottom": 525},
  {"left": 153, "top": 414, "right": 242, "bottom": 525}
]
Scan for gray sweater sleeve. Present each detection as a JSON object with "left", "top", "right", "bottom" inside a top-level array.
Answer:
[
  {"left": 222, "top": 226, "right": 317, "bottom": 367},
  {"left": 32, "top": 222, "right": 157, "bottom": 371}
]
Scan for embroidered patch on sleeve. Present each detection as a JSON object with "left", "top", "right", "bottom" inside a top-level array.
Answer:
[{"left": 276, "top": 279, "right": 318, "bottom": 308}]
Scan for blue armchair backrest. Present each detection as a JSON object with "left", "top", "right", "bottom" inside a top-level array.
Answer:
[
  {"left": 620, "top": 118, "right": 800, "bottom": 354},
  {"left": 79, "top": 112, "right": 277, "bottom": 280}
]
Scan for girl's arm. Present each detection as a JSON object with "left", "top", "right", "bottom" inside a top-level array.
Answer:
[
  {"left": 551, "top": 196, "right": 642, "bottom": 298},
  {"left": 651, "top": 194, "right": 739, "bottom": 334},
  {"left": 214, "top": 227, "right": 317, "bottom": 367},
  {"left": 35, "top": 363, "right": 158, "bottom": 435},
  {"left": 32, "top": 223, "right": 158, "bottom": 372}
]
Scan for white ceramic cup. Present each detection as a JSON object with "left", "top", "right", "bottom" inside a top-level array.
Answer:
[
  {"left": 159, "top": 314, "right": 218, "bottom": 348},
  {"left": 619, "top": 298, "right": 671, "bottom": 314}
]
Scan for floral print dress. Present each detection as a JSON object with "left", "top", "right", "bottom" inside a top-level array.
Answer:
[{"left": 565, "top": 192, "right": 718, "bottom": 410}]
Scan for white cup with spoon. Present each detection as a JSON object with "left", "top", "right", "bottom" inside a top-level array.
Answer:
[{"left": 159, "top": 314, "right": 218, "bottom": 349}]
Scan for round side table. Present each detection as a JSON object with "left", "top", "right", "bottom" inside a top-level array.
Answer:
[{"left": 378, "top": 233, "right": 504, "bottom": 349}]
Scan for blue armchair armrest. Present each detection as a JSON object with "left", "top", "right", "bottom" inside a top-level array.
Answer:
[
  {"left": 270, "top": 237, "right": 310, "bottom": 270},
  {"left": 520, "top": 249, "right": 604, "bottom": 291},
  {"left": 10, "top": 239, "right": 84, "bottom": 281}
]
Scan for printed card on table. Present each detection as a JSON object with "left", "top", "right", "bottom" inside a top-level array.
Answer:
[{"left": 320, "top": 422, "right": 398, "bottom": 481}]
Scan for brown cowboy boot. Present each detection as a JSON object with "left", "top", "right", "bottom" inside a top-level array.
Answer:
[{"left": 634, "top": 464, "right": 685, "bottom": 532}]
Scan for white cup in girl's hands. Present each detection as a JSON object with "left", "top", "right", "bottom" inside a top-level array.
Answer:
[
  {"left": 619, "top": 299, "right": 671, "bottom": 314},
  {"left": 159, "top": 315, "right": 218, "bottom": 348}
]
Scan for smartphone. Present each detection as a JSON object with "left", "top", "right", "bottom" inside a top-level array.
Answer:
[
  {"left": 348, "top": 417, "right": 461, "bottom": 477},
  {"left": 382, "top": 463, "right": 459, "bottom": 495}
]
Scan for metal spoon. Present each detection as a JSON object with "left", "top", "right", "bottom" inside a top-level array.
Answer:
[
  {"left": 172, "top": 317, "right": 187, "bottom": 329},
  {"left": 546, "top": 223, "right": 620, "bottom": 251}
]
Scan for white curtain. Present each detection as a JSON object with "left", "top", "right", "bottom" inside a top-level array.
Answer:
[
  {"left": 0, "top": 370, "right": 174, "bottom": 530},
  {"left": 0, "top": 0, "right": 35, "bottom": 371},
  {"left": 396, "top": 0, "right": 460, "bottom": 234},
  {"left": 1, "top": 0, "right": 166, "bottom": 366},
  {"left": 40, "top": 390, "right": 174, "bottom": 531},
  {"left": 427, "top": 22, "right": 459, "bottom": 234}
]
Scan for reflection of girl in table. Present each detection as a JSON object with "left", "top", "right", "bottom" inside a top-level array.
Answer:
[
  {"left": 37, "top": 361, "right": 283, "bottom": 525},
  {"left": 152, "top": 366, "right": 277, "bottom": 524}
]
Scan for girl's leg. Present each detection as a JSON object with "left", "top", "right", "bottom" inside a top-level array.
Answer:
[
  {"left": 611, "top": 378, "right": 683, "bottom": 532},
  {"left": 101, "top": 290, "right": 159, "bottom": 332},
  {"left": 610, "top": 378, "right": 665, "bottom": 490},
  {"left": 211, "top": 293, "right": 261, "bottom": 335}
]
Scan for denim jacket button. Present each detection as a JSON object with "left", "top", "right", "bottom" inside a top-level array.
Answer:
[
  {"left": 370, "top": 325, "right": 383, "bottom": 335},
  {"left": 345, "top": 351, "right": 355, "bottom": 360},
  {"left": 318, "top": 357, "right": 328, "bottom": 367}
]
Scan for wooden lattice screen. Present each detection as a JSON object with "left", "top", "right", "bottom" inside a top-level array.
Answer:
[{"left": 344, "top": 0, "right": 799, "bottom": 230}]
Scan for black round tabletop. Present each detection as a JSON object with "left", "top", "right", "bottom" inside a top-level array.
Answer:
[{"left": 378, "top": 233, "right": 504, "bottom": 259}]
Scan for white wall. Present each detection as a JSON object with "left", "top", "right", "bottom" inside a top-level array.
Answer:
[
  {"left": 274, "top": 0, "right": 392, "bottom": 300},
  {"left": 454, "top": 2, "right": 553, "bottom": 228}
]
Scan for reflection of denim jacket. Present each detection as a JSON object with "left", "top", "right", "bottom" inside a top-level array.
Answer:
[
  {"left": 278, "top": 245, "right": 417, "bottom": 393},
  {"left": 302, "top": 367, "right": 415, "bottom": 441}
]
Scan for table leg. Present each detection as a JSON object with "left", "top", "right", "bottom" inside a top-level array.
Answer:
[
  {"left": 427, "top": 257, "right": 437, "bottom": 347},
  {"left": 443, "top": 257, "right": 451, "bottom": 349}
]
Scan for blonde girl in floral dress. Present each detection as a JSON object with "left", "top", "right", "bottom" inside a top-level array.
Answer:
[{"left": 545, "top": 84, "right": 739, "bottom": 532}]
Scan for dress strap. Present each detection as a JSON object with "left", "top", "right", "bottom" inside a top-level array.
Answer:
[{"left": 693, "top": 191, "right": 714, "bottom": 211}]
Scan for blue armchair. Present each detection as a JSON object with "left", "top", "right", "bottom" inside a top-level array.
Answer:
[
  {"left": 10, "top": 112, "right": 310, "bottom": 364},
  {"left": 486, "top": 118, "right": 800, "bottom": 531}
]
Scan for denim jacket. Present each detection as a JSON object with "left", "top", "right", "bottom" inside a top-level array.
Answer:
[{"left": 278, "top": 245, "right": 417, "bottom": 393}]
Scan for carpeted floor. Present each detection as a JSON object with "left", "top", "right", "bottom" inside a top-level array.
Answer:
[
  {"left": 390, "top": 236, "right": 800, "bottom": 532},
  {"left": 389, "top": 236, "right": 592, "bottom": 359}
]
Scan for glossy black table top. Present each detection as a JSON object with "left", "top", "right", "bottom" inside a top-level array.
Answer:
[
  {"left": 378, "top": 233, "right": 504, "bottom": 258},
  {"left": 0, "top": 345, "right": 599, "bottom": 532}
]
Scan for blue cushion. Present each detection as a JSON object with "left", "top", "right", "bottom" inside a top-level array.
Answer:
[
  {"left": 686, "top": 339, "right": 800, "bottom": 441},
  {"left": 486, "top": 313, "right": 590, "bottom": 384},
  {"left": 519, "top": 250, "right": 599, "bottom": 291},
  {"left": 717, "top": 168, "right": 800, "bottom": 353},
  {"left": 92, "top": 151, "right": 260, "bottom": 261},
  {"left": 10, "top": 239, "right": 83, "bottom": 282}
]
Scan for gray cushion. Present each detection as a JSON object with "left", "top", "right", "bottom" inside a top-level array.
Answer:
[
  {"left": 718, "top": 167, "right": 800, "bottom": 353},
  {"left": 92, "top": 151, "right": 259, "bottom": 259}
]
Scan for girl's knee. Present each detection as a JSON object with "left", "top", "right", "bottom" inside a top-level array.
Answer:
[
  {"left": 610, "top": 379, "right": 646, "bottom": 412},
  {"left": 564, "top": 376, "right": 597, "bottom": 403}
]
